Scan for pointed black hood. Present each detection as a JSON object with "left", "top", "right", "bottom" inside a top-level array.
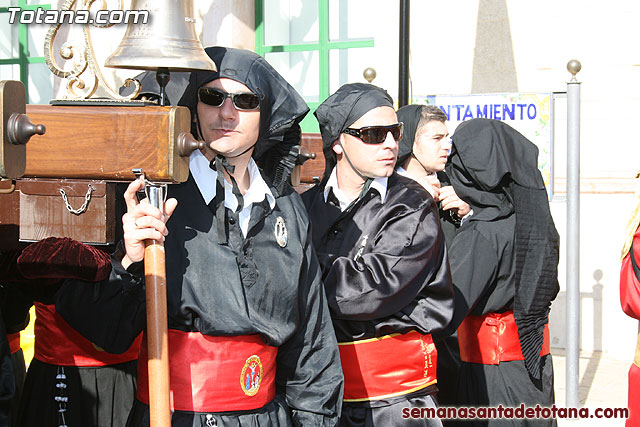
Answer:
[{"left": 446, "top": 118, "right": 560, "bottom": 380}]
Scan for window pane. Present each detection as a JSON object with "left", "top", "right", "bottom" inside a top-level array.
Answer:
[
  {"left": 28, "top": 62, "right": 54, "bottom": 104},
  {"left": 28, "top": 17, "right": 49, "bottom": 57},
  {"left": 0, "top": 16, "right": 19, "bottom": 59},
  {"left": 0, "top": 63, "right": 19, "bottom": 80},
  {"left": 329, "top": 47, "right": 376, "bottom": 94},
  {"left": 265, "top": 51, "right": 319, "bottom": 103},
  {"left": 264, "top": 0, "right": 318, "bottom": 45},
  {"left": 329, "top": 0, "right": 375, "bottom": 42}
]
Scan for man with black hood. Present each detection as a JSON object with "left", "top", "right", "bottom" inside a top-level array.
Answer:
[
  {"left": 302, "top": 83, "right": 453, "bottom": 426},
  {"left": 444, "top": 118, "right": 559, "bottom": 426},
  {"left": 55, "top": 46, "right": 344, "bottom": 426}
]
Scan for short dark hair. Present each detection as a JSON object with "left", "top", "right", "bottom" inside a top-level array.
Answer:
[{"left": 416, "top": 105, "right": 447, "bottom": 135}]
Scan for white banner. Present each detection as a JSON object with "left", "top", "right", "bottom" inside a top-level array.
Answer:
[{"left": 412, "top": 93, "right": 553, "bottom": 189}]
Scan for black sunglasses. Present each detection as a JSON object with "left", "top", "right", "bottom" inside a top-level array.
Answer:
[
  {"left": 198, "top": 87, "right": 260, "bottom": 110},
  {"left": 342, "top": 122, "right": 404, "bottom": 144}
]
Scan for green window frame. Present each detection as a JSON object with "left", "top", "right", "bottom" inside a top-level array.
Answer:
[
  {"left": 254, "top": 0, "right": 374, "bottom": 133},
  {"left": 0, "top": 0, "right": 52, "bottom": 102}
]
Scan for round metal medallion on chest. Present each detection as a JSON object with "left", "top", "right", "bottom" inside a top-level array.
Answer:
[{"left": 274, "top": 216, "right": 287, "bottom": 248}]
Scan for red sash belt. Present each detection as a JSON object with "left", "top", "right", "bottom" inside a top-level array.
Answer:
[
  {"left": 338, "top": 331, "right": 437, "bottom": 402},
  {"left": 7, "top": 333, "right": 20, "bottom": 355},
  {"left": 33, "top": 302, "right": 141, "bottom": 366},
  {"left": 137, "top": 330, "right": 278, "bottom": 412},
  {"left": 457, "top": 310, "right": 550, "bottom": 364}
]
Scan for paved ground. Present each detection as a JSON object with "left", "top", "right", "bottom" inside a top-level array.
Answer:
[{"left": 552, "top": 348, "right": 630, "bottom": 426}]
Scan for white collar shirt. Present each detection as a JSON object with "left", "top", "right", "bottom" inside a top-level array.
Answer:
[
  {"left": 323, "top": 167, "right": 388, "bottom": 212},
  {"left": 190, "top": 150, "right": 276, "bottom": 237}
]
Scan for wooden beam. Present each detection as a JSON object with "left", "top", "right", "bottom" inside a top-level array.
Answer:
[{"left": 24, "top": 104, "right": 191, "bottom": 183}]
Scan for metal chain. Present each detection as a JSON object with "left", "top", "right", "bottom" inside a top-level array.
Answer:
[
  {"left": 59, "top": 184, "right": 95, "bottom": 215},
  {"left": 55, "top": 366, "right": 68, "bottom": 427}
]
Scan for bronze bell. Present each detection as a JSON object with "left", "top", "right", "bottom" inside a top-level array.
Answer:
[{"left": 104, "top": 0, "right": 216, "bottom": 72}]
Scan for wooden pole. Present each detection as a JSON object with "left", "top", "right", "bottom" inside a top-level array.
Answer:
[{"left": 144, "top": 184, "right": 171, "bottom": 426}]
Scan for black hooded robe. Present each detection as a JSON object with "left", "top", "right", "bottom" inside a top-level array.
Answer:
[
  {"left": 55, "top": 47, "right": 343, "bottom": 426},
  {"left": 56, "top": 175, "right": 342, "bottom": 427},
  {"left": 395, "top": 105, "right": 464, "bottom": 409},
  {"left": 302, "top": 172, "right": 454, "bottom": 427},
  {"left": 444, "top": 119, "right": 559, "bottom": 427},
  {"left": 304, "top": 84, "right": 453, "bottom": 426}
]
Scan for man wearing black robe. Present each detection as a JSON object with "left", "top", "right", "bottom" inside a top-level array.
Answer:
[
  {"left": 395, "top": 104, "right": 471, "bottom": 229},
  {"left": 395, "top": 104, "right": 471, "bottom": 410},
  {"left": 302, "top": 83, "right": 454, "bottom": 426},
  {"left": 55, "top": 47, "right": 343, "bottom": 426},
  {"left": 444, "top": 118, "right": 559, "bottom": 426}
]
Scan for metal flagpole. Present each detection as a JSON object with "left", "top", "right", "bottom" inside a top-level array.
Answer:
[
  {"left": 565, "top": 59, "right": 582, "bottom": 408},
  {"left": 398, "top": 0, "right": 410, "bottom": 107}
]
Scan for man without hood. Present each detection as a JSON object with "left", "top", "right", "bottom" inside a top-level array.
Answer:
[
  {"left": 56, "top": 46, "right": 344, "bottom": 426},
  {"left": 444, "top": 118, "right": 559, "bottom": 426},
  {"left": 302, "top": 83, "right": 454, "bottom": 426},
  {"left": 396, "top": 104, "right": 470, "bottom": 224}
]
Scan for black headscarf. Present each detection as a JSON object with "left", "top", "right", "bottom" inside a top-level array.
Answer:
[
  {"left": 396, "top": 104, "right": 423, "bottom": 167},
  {"left": 124, "top": 47, "right": 309, "bottom": 192},
  {"left": 446, "top": 118, "right": 559, "bottom": 380},
  {"left": 178, "top": 46, "right": 310, "bottom": 192},
  {"left": 314, "top": 83, "right": 393, "bottom": 184}
]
